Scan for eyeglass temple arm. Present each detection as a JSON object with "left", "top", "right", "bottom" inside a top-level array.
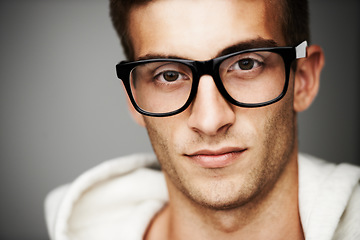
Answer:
[{"left": 296, "top": 41, "right": 308, "bottom": 59}]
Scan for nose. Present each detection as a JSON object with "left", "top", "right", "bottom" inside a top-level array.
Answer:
[{"left": 187, "top": 75, "right": 236, "bottom": 136}]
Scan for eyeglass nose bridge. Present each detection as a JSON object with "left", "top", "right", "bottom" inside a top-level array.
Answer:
[
  {"left": 194, "top": 59, "right": 218, "bottom": 79},
  {"left": 192, "top": 59, "right": 225, "bottom": 94},
  {"left": 191, "top": 58, "right": 248, "bottom": 110},
  {"left": 191, "top": 59, "right": 229, "bottom": 98}
]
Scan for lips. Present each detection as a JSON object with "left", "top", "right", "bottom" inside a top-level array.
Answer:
[{"left": 185, "top": 147, "right": 247, "bottom": 169}]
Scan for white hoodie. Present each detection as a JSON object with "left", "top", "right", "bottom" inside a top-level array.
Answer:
[{"left": 45, "top": 153, "right": 360, "bottom": 240}]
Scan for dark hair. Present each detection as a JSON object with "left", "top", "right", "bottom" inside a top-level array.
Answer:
[{"left": 109, "top": 0, "right": 309, "bottom": 61}]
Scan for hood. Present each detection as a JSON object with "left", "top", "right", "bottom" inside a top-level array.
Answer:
[
  {"left": 45, "top": 153, "right": 168, "bottom": 240},
  {"left": 298, "top": 154, "right": 360, "bottom": 240},
  {"left": 46, "top": 153, "right": 360, "bottom": 240}
]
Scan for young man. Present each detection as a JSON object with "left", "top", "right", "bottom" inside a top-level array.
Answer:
[{"left": 45, "top": 0, "right": 360, "bottom": 239}]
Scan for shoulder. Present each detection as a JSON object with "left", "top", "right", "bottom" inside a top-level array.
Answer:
[{"left": 45, "top": 153, "right": 168, "bottom": 240}]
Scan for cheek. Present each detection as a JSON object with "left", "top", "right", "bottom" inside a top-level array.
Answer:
[
  {"left": 143, "top": 118, "right": 170, "bottom": 153},
  {"left": 260, "top": 74, "right": 296, "bottom": 146},
  {"left": 259, "top": 95, "right": 296, "bottom": 166},
  {"left": 143, "top": 117, "right": 193, "bottom": 188},
  {"left": 143, "top": 117, "right": 184, "bottom": 163},
  {"left": 241, "top": 98, "right": 296, "bottom": 194},
  {"left": 144, "top": 118, "right": 174, "bottom": 178}
]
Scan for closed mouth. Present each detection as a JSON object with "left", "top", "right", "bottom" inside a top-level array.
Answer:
[{"left": 185, "top": 147, "right": 247, "bottom": 168}]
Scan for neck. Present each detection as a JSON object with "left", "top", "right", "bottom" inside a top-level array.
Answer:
[{"left": 145, "top": 152, "right": 304, "bottom": 240}]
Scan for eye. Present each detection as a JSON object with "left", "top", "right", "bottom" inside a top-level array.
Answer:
[
  {"left": 151, "top": 62, "right": 191, "bottom": 83},
  {"left": 155, "top": 70, "right": 190, "bottom": 83},
  {"left": 238, "top": 59, "right": 254, "bottom": 70},
  {"left": 232, "top": 58, "right": 261, "bottom": 71},
  {"left": 161, "top": 71, "right": 180, "bottom": 82}
]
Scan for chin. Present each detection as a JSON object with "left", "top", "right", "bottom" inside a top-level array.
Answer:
[{"left": 180, "top": 174, "right": 260, "bottom": 211}]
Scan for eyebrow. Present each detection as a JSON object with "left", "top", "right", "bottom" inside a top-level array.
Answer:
[
  {"left": 135, "top": 37, "right": 279, "bottom": 61},
  {"left": 136, "top": 54, "right": 184, "bottom": 61},
  {"left": 217, "top": 38, "right": 279, "bottom": 57}
]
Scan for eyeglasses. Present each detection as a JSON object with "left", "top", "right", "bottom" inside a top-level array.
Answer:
[{"left": 116, "top": 41, "right": 307, "bottom": 117}]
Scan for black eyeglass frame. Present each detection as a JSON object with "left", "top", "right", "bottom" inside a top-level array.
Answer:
[{"left": 116, "top": 41, "right": 307, "bottom": 117}]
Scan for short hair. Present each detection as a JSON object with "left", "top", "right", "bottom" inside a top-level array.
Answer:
[{"left": 109, "top": 0, "right": 310, "bottom": 61}]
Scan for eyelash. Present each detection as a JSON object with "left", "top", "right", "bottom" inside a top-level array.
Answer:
[
  {"left": 154, "top": 71, "right": 189, "bottom": 83},
  {"left": 228, "top": 58, "right": 263, "bottom": 72}
]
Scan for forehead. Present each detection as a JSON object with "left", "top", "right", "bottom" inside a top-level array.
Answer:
[{"left": 128, "top": 0, "right": 284, "bottom": 61}]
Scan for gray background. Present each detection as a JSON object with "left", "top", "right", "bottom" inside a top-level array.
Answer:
[{"left": 0, "top": 0, "right": 359, "bottom": 239}]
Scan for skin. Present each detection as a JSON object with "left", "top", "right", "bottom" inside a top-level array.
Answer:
[{"left": 125, "top": 0, "right": 324, "bottom": 239}]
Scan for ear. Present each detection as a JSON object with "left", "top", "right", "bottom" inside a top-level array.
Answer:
[{"left": 293, "top": 44, "right": 325, "bottom": 112}]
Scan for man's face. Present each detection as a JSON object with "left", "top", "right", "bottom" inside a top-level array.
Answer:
[{"left": 128, "top": 0, "right": 297, "bottom": 209}]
